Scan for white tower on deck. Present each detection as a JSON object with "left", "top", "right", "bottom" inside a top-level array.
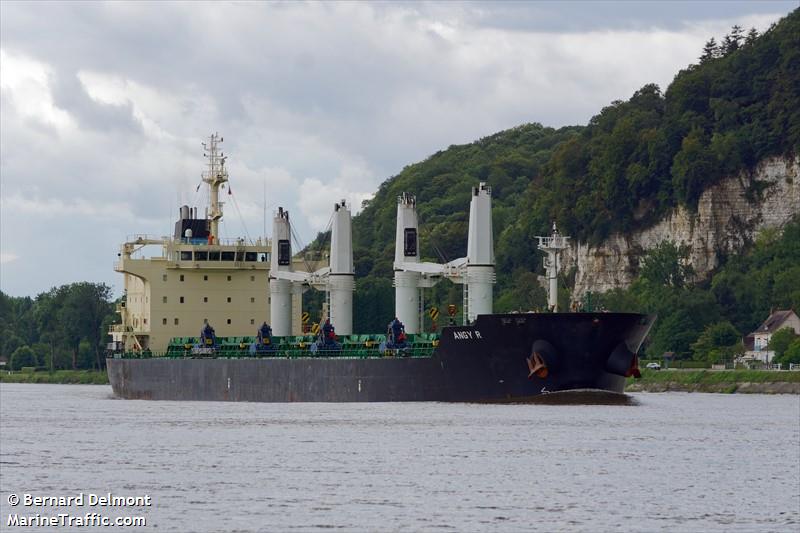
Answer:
[
  {"left": 269, "top": 202, "right": 356, "bottom": 336},
  {"left": 269, "top": 207, "right": 293, "bottom": 336},
  {"left": 465, "top": 183, "right": 495, "bottom": 322},
  {"left": 393, "top": 193, "right": 422, "bottom": 333},
  {"left": 392, "top": 183, "right": 495, "bottom": 330},
  {"left": 536, "top": 223, "right": 570, "bottom": 312},
  {"left": 328, "top": 200, "right": 355, "bottom": 335},
  {"left": 201, "top": 133, "right": 228, "bottom": 243}
]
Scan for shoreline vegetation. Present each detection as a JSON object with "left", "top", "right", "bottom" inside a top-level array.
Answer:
[
  {"left": 1, "top": 368, "right": 798, "bottom": 394},
  {"left": 0, "top": 369, "right": 108, "bottom": 384},
  {"left": 626, "top": 369, "right": 800, "bottom": 394}
]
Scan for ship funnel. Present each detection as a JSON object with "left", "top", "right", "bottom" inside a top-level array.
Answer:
[
  {"left": 466, "top": 182, "right": 495, "bottom": 322},
  {"left": 328, "top": 200, "right": 355, "bottom": 335},
  {"left": 270, "top": 207, "right": 293, "bottom": 336},
  {"left": 394, "top": 192, "right": 422, "bottom": 333}
]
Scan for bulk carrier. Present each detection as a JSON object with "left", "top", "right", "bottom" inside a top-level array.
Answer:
[{"left": 107, "top": 134, "right": 654, "bottom": 402}]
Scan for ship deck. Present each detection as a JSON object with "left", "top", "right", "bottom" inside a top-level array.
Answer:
[{"left": 112, "top": 333, "right": 440, "bottom": 360}]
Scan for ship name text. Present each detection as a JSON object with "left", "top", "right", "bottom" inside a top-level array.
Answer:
[{"left": 452, "top": 330, "right": 482, "bottom": 340}]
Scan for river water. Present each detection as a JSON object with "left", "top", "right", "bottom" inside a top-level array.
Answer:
[{"left": 0, "top": 384, "right": 797, "bottom": 532}]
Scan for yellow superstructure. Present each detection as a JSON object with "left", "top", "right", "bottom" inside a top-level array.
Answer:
[{"left": 109, "top": 134, "right": 307, "bottom": 353}]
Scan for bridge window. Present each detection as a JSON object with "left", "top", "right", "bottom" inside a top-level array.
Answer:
[
  {"left": 180, "top": 251, "right": 192, "bottom": 261},
  {"left": 221, "top": 251, "right": 235, "bottom": 261},
  {"left": 195, "top": 251, "right": 208, "bottom": 261},
  {"left": 209, "top": 251, "right": 220, "bottom": 261},
  {"left": 245, "top": 252, "right": 257, "bottom": 262}
]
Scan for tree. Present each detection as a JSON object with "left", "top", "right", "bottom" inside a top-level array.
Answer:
[
  {"left": 691, "top": 321, "right": 741, "bottom": 363},
  {"left": 768, "top": 327, "right": 798, "bottom": 359},
  {"left": 1, "top": 334, "right": 24, "bottom": 361},
  {"left": 495, "top": 270, "right": 547, "bottom": 312},
  {"left": 10, "top": 345, "right": 37, "bottom": 370},
  {"left": 34, "top": 287, "right": 68, "bottom": 371},
  {"left": 745, "top": 27, "right": 759, "bottom": 46},
  {"left": 700, "top": 38, "right": 719, "bottom": 63},
  {"left": 639, "top": 241, "right": 694, "bottom": 288},
  {"left": 722, "top": 25, "right": 744, "bottom": 55},
  {"left": 59, "top": 283, "right": 112, "bottom": 369},
  {"left": 671, "top": 127, "right": 717, "bottom": 207},
  {"left": 775, "top": 338, "right": 800, "bottom": 367}
]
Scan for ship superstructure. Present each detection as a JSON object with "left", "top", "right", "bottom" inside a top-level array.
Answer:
[{"left": 110, "top": 134, "right": 308, "bottom": 353}]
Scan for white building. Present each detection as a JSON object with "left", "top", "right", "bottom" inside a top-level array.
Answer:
[{"left": 741, "top": 309, "right": 800, "bottom": 365}]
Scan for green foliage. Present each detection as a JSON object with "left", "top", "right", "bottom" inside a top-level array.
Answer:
[
  {"left": 643, "top": 288, "right": 722, "bottom": 359},
  {"left": 630, "top": 369, "right": 800, "bottom": 387},
  {"left": 494, "top": 270, "right": 547, "bottom": 312},
  {"left": 690, "top": 321, "right": 742, "bottom": 363},
  {"left": 774, "top": 334, "right": 800, "bottom": 367},
  {"left": 768, "top": 327, "right": 798, "bottom": 358},
  {"left": 353, "top": 277, "right": 395, "bottom": 334},
  {"left": 0, "top": 370, "right": 109, "bottom": 384},
  {"left": 710, "top": 218, "right": 800, "bottom": 333},
  {"left": 0, "top": 283, "right": 115, "bottom": 371},
  {"left": 780, "top": 339, "right": 800, "bottom": 366},
  {"left": 639, "top": 241, "right": 694, "bottom": 288},
  {"left": 10, "top": 345, "right": 37, "bottom": 371}
]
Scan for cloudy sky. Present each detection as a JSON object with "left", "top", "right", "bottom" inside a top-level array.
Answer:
[{"left": 0, "top": 1, "right": 794, "bottom": 297}]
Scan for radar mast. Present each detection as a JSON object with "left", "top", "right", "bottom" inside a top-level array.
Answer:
[
  {"left": 536, "top": 222, "right": 570, "bottom": 312},
  {"left": 202, "top": 133, "right": 228, "bottom": 243}
]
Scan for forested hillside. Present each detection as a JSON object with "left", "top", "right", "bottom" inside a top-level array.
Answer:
[{"left": 348, "top": 9, "right": 800, "bottom": 343}]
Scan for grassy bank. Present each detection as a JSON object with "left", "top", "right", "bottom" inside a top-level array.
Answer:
[
  {"left": 0, "top": 370, "right": 109, "bottom": 384},
  {"left": 627, "top": 369, "right": 800, "bottom": 394}
]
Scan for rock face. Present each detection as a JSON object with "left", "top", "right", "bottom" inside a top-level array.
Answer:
[{"left": 568, "top": 156, "right": 800, "bottom": 299}]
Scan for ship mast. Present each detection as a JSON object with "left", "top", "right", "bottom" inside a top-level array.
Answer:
[
  {"left": 536, "top": 222, "right": 570, "bottom": 312},
  {"left": 202, "top": 133, "right": 228, "bottom": 243}
]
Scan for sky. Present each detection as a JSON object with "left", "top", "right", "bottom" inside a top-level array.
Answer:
[{"left": 0, "top": 1, "right": 795, "bottom": 297}]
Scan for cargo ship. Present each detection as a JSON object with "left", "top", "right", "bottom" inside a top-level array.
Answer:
[{"left": 107, "top": 134, "right": 654, "bottom": 402}]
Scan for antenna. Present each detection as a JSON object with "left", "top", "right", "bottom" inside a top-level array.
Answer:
[{"left": 263, "top": 179, "right": 267, "bottom": 241}]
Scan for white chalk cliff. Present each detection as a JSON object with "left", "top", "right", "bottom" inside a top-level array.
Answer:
[{"left": 567, "top": 156, "right": 800, "bottom": 298}]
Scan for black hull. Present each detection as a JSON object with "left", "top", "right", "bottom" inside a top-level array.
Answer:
[{"left": 107, "top": 313, "right": 655, "bottom": 402}]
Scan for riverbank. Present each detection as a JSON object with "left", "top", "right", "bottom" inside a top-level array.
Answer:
[
  {"left": 626, "top": 369, "right": 800, "bottom": 394},
  {"left": 0, "top": 370, "right": 108, "bottom": 384}
]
